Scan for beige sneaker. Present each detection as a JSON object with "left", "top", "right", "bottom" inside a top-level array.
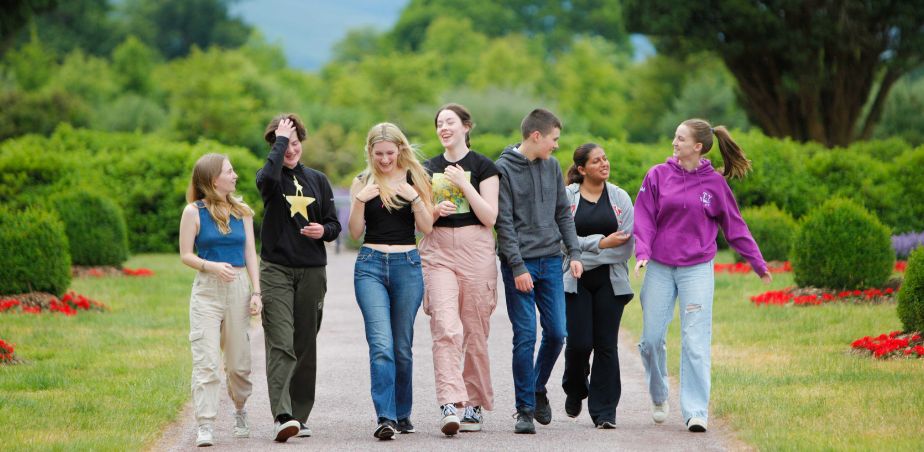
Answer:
[
  {"left": 652, "top": 401, "right": 669, "bottom": 424},
  {"left": 232, "top": 409, "right": 250, "bottom": 438},
  {"left": 196, "top": 424, "right": 214, "bottom": 447}
]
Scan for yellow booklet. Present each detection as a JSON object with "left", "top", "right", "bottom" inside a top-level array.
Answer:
[{"left": 432, "top": 172, "right": 471, "bottom": 214}]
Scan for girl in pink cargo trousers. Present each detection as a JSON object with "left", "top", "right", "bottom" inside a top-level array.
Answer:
[{"left": 419, "top": 103, "right": 500, "bottom": 436}]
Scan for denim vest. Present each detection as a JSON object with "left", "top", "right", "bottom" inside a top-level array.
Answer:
[{"left": 194, "top": 200, "right": 245, "bottom": 267}]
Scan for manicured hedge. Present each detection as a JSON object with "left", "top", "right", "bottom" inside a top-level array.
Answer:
[
  {"left": 0, "top": 207, "right": 72, "bottom": 296},
  {"left": 0, "top": 125, "right": 263, "bottom": 252},
  {"left": 736, "top": 205, "right": 796, "bottom": 263},
  {"left": 52, "top": 190, "right": 129, "bottom": 266},
  {"left": 791, "top": 198, "right": 893, "bottom": 290},
  {"left": 897, "top": 247, "right": 924, "bottom": 333}
]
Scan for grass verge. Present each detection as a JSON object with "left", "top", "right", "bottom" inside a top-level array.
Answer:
[
  {"left": 0, "top": 254, "right": 191, "bottom": 450},
  {"left": 621, "top": 251, "right": 924, "bottom": 450}
]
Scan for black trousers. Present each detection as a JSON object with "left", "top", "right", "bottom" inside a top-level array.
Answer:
[{"left": 562, "top": 265, "right": 632, "bottom": 423}]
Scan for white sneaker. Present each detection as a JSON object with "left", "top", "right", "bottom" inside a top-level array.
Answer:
[
  {"left": 232, "top": 409, "right": 250, "bottom": 438},
  {"left": 687, "top": 417, "right": 708, "bottom": 432},
  {"left": 652, "top": 401, "right": 669, "bottom": 424},
  {"left": 460, "top": 406, "right": 483, "bottom": 432},
  {"left": 196, "top": 424, "right": 214, "bottom": 447},
  {"left": 440, "top": 404, "right": 460, "bottom": 436},
  {"left": 274, "top": 418, "right": 300, "bottom": 442},
  {"left": 297, "top": 422, "right": 312, "bottom": 437}
]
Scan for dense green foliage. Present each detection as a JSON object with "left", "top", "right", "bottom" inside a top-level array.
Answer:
[
  {"left": 0, "top": 126, "right": 263, "bottom": 253},
  {"left": 0, "top": 207, "right": 71, "bottom": 296},
  {"left": 897, "top": 247, "right": 924, "bottom": 333},
  {"left": 52, "top": 190, "right": 129, "bottom": 266},
  {"left": 735, "top": 205, "right": 796, "bottom": 263},
  {"left": 791, "top": 199, "right": 893, "bottom": 290},
  {"left": 625, "top": 0, "right": 924, "bottom": 147}
]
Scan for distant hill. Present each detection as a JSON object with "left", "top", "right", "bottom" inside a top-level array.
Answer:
[{"left": 229, "top": 0, "right": 409, "bottom": 70}]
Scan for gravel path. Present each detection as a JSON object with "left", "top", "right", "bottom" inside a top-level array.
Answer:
[{"left": 153, "top": 248, "right": 741, "bottom": 451}]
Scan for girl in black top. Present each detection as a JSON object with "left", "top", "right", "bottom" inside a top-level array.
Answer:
[{"left": 348, "top": 122, "right": 433, "bottom": 440}]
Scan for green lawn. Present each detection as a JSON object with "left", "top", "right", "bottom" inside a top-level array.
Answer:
[
  {"left": 0, "top": 254, "right": 192, "bottom": 450},
  {"left": 621, "top": 251, "right": 924, "bottom": 451}
]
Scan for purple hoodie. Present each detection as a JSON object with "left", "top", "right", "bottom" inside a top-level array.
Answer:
[{"left": 634, "top": 157, "right": 767, "bottom": 276}]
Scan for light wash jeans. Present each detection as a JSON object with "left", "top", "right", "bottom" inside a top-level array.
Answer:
[
  {"left": 638, "top": 260, "right": 714, "bottom": 422},
  {"left": 353, "top": 247, "right": 424, "bottom": 422}
]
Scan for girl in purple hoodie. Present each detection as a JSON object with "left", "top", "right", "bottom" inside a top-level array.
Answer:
[{"left": 633, "top": 119, "right": 772, "bottom": 433}]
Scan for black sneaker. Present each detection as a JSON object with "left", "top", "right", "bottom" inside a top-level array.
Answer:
[
  {"left": 534, "top": 392, "right": 552, "bottom": 425},
  {"left": 564, "top": 394, "right": 582, "bottom": 418},
  {"left": 273, "top": 414, "right": 300, "bottom": 443},
  {"left": 595, "top": 419, "right": 616, "bottom": 429},
  {"left": 373, "top": 418, "right": 397, "bottom": 440},
  {"left": 396, "top": 418, "right": 416, "bottom": 434},
  {"left": 513, "top": 409, "right": 536, "bottom": 434}
]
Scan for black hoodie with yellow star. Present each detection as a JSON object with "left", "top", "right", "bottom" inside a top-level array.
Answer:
[{"left": 256, "top": 136, "right": 341, "bottom": 267}]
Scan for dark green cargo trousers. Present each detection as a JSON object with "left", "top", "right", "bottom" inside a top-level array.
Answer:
[{"left": 260, "top": 260, "right": 326, "bottom": 422}]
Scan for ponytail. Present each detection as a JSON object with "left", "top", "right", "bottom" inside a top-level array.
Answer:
[{"left": 681, "top": 119, "right": 752, "bottom": 179}]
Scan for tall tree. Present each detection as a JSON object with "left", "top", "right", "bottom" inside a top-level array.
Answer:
[
  {"left": 0, "top": 0, "right": 58, "bottom": 54},
  {"left": 122, "top": 0, "right": 251, "bottom": 59},
  {"left": 625, "top": 0, "right": 924, "bottom": 147}
]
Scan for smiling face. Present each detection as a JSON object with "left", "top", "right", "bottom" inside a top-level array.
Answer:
[
  {"left": 673, "top": 124, "right": 703, "bottom": 162},
  {"left": 436, "top": 108, "right": 469, "bottom": 149},
  {"left": 283, "top": 130, "right": 303, "bottom": 168},
  {"left": 579, "top": 147, "right": 609, "bottom": 183},
  {"left": 535, "top": 127, "right": 561, "bottom": 160},
  {"left": 213, "top": 158, "right": 238, "bottom": 195},
  {"left": 371, "top": 140, "right": 400, "bottom": 175}
]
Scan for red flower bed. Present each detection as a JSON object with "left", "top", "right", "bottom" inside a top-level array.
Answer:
[
  {"left": 0, "top": 338, "right": 16, "bottom": 364},
  {"left": 852, "top": 331, "right": 924, "bottom": 359},
  {"left": 750, "top": 287, "right": 896, "bottom": 306},
  {"left": 0, "top": 292, "right": 108, "bottom": 316},
  {"left": 122, "top": 267, "right": 154, "bottom": 276},
  {"left": 715, "top": 261, "right": 792, "bottom": 274},
  {"left": 895, "top": 260, "right": 907, "bottom": 272}
]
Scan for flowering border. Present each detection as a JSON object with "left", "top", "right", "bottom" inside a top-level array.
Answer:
[
  {"left": 74, "top": 267, "right": 154, "bottom": 277},
  {"left": 852, "top": 331, "right": 924, "bottom": 359},
  {"left": 0, "top": 338, "right": 17, "bottom": 365},
  {"left": 0, "top": 292, "right": 109, "bottom": 316},
  {"left": 718, "top": 261, "right": 906, "bottom": 274},
  {"left": 750, "top": 287, "right": 896, "bottom": 306}
]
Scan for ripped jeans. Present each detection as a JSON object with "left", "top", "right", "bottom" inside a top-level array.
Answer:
[{"left": 637, "top": 260, "right": 714, "bottom": 422}]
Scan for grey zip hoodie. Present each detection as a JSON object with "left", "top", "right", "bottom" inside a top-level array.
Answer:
[{"left": 495, "top": 144, "right": 581, "bottom": 276}]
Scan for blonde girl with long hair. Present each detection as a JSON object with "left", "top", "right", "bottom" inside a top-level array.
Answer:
[
  {"left": 179, "top": 153, "right": 262, "bottom": 447},
  {"left": 348, "top": 122, "right": 433, "bottom": 440}
]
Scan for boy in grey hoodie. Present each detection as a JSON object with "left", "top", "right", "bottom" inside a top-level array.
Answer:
[{"left": 495, "top": 108, "right": 583, "bottom": 434}]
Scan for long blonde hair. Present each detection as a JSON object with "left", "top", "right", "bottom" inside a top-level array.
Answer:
[
  {"left": 361, "top": 122, "right": 432, "bottom": 211},
  {"left": 186, "top": 153, "right": 253, "bottom": 234}
]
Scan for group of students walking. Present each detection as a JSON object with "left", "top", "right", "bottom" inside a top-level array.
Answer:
[{"left": 177, "top": 104, "right": 771, "bottom": 446}]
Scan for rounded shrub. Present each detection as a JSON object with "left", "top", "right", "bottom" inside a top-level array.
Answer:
[
  {"left": 0, "top": 207, "right": 72, "bottom": 296},
  {"left": 897, "top": 247, "right": 924, "bottom": 333},
  {"left": 52, "top": 190, "right": 129, "bottom": 266},
  {"left": 791, "top": 198, "right": 893, "bottom": 290},
  {"left": 735, "top": 205, "right": 796, "bottom": 263}
]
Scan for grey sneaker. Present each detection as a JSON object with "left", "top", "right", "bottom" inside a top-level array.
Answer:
[
  {"left": 440, "top": 404, "right": 460, "bottom": 436},
  {"left": 652, "top": 400, "right": 669, "bottom": 424},
  {"left": 196, "top": 424, "right": 214, "bottom": 447},
  {"left": 297, "top": 422, "right": 312, "bottom": 437},
  {"left": 534, "top": 392, "right": 552, "bottom": 425},
  {"left": 460, "top": 406, "right": 483, "bottom": 432},
  {"left": 513, "top": 409, "right": 535, "bottom": 434},
  {"left": 232, "top": 409, "right": 250, "bottom": 438}
]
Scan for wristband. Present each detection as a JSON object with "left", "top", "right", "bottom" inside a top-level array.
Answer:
[
  {"left": 199, "top": 260, "right": 207, "bottom": 272},
  {"left": 251, "top": 292, "right": 261, "bottom": 297},
  {"left": 355, "top": 196, "right": 366, "bottom": 203},
  {"left": 411, "top": 195, "right": 421, "bottom": 203}
]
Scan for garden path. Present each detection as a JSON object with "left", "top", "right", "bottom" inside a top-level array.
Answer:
[{"left": 154, "top": 247, "right": 741, "bottom": 451}]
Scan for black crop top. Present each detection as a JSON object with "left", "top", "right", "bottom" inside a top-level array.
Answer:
[{"left": 363, "top": 196, "right": 416, "bottom": 245}]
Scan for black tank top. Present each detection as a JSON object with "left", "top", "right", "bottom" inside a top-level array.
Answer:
[{"left": 363, "top": 195, "right": 416, "bottom": 245}]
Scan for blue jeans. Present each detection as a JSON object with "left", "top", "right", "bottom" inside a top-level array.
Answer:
[
  {"left": 354, "top": 247, "right": 424, "bottom": 421},
  {"left": 638, "top": 260, "right": 714, "bottom": 422},
  {"left": 501, "top": 255, "right": 567, "bottom": 411}
]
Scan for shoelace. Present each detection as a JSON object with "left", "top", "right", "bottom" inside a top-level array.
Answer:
[{"left": 441, "top": 404, "right": 457, "bottom": 416}]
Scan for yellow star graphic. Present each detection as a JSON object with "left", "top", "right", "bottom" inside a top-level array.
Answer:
[{"left": 285, "top": 194, "right": 314, "bottom": 221}]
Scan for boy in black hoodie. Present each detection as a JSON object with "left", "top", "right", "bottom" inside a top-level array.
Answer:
[{"left": 495, "top": 108, "right": 583, "bottom": 433}]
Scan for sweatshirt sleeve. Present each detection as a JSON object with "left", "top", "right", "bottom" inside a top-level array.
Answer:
[
  {"left": 555, "top": 165, "right": 582, "bottom": 262},
  {"left": 633, "top": 169, "right": 658, "bottom": 261},
  {"left": 495, "top": 168, "right": 527, "bottom": 276},
  {"left": 717, "top": 179, "right": 767, "bottom": 276},
  {"left": 257, "top": 136, "right": 290, "bottom": 193},
  {"left": 318, "top": 173, "right": 342, "bottom": 242},
  {"left": 607, "top": 187, "right": 635, "bottom": 264}
]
